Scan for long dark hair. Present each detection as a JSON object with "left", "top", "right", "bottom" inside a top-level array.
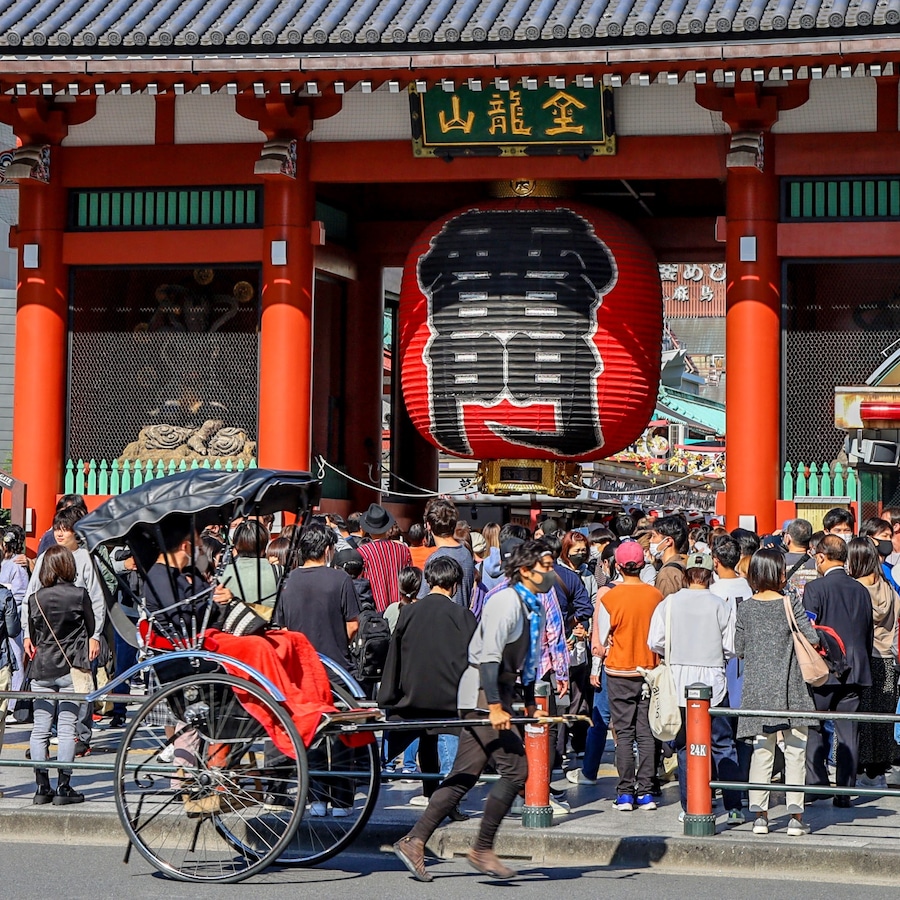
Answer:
[{"left": 847, "top": 536, "right": 881, "bottom": 580}]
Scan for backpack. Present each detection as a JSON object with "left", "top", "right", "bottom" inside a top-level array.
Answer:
[
  {"left": 350, "top": 599, "right": 391, "bottom": 682},
  {"left": 813, "top": 623, "right": 850, "bottom": 680}
]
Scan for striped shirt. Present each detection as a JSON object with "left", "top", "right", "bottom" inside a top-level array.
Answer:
[{"left": 357, "top": 539, "right": 413, "bottom": 613}]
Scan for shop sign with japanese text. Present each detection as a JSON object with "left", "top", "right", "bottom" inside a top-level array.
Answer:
[{"left": 410, "top": 85, "right": 615, "bottom": 158}]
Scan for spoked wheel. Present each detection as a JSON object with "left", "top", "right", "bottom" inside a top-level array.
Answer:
[
  {"left": 115, "top": 672, "right": 308, "bottom": 883},
  {"left": 275, "top": 684, "right": 381, "bottom": 866}
]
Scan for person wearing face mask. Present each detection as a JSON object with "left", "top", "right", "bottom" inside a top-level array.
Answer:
[
  {"left": 802, "top": 534, "right": 873, "bottom": 804},
  {"left": 823, "top": 507, "right": 855, "bottom": 542},
  {"left": 648, "top": 515, "right": 689, "bottom": 598},
  {"left": 273, "top": 523, "right": 360, "bottom": 674},
  {"left": 860, "top": 517, "right": 900, "bottom": 596},
  {"left": 393, "top": 540, "right": 549, "bottom": 883},
  {"left": 847, "top": 534, "right": 900, "bottom": 788},
  {"left": 559, "top": 532, "right": 597, "bottom": 765}
]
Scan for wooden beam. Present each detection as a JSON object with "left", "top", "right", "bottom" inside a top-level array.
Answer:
[
  {"left": 776, "top": 133, "right": 900, "bottom": 176},
  {"left": 63, "top": 229, "right": 263, "bottom": 265},
  {"left": 310, "top": 136, "right": 727, "bottom": 183},
  {"left": 778, "top": 222, "right": 900, "bottom": 258}
]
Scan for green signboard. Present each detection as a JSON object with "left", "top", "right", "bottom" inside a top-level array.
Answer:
[{"left": 410, "top": 84, "right": 615, "bottom": 158}]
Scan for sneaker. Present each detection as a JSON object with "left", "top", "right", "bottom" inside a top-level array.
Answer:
[
  {"left": 409, "top": 794, "right": 430, "bottom": 807},
  {"left": 263, "top": 794, "right": 292, "bottom": 812},
  {"left": 566, "top": 768, "right": 598, "bottom": 785},
  {"left": 309, "top": 801, "right": 328, "bottom": 817},
  {"left": 678, "top": 810, "right": 686, "bottom": 823},
  {"left": 108, "top": 714, "right": 127, "bottom": 729},
  {"left": 331, "top": 806, "right": 351, "bottom": 817},
  {"left": 400, "top": 766, "right": 419, "bottom": 783},
  {"left": 74, "top": 741, "right": 91, "bottom": 757},
  {"left": 49, "top": 736, "right": 59, "bottom": 746},
  {"left": 550, "top": 796, "right": 571, "bottom": 815},
  {"left": 507, "top": 796, "right": 524, "bottom": 816},
  {"left": 614, "top": 794, "right": 635, "bottom": 811},
  {"left": 752, "top": 816, "right": 769, "bottom": 835},
  {"left": 635, "top": 794, "right": 657, "bottom": 810},
  {"left": 727, "top": 808, "right": 746, "bottom": 825},
  {"left": 787, "top": 818, "right": 810, "bottom": 836},
  {"left": 549, "top": 786, "right": 567, "bottom": 801},
  {"left": 157, "top": 745, "right": 175, "bottom": 764},
  {"left": 856, "top": 774, "right": 887, "bottom": 789},
  {"left": 886, "top": 766, "right": 900, "bottom": 787}
]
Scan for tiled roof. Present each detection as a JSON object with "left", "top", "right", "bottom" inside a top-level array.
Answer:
[
  {"left": 0, "top": 0, "right": 897, "bottom": 53},
  {"left": 656, "top": 385, "right": 726, "bottom": 435}
]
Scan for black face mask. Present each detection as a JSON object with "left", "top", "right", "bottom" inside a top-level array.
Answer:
[
  {"left": 568, "top": 552, "right": 588, "bottom": 567},
  {"left": 877, "top": 539, "right": 893, "bottom": 559}
]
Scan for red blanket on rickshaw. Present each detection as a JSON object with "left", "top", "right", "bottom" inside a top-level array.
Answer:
[{"left": 204, "top": 629, "right": 337, "bottom": 756}]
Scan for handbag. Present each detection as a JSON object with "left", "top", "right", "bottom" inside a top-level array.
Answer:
[
  {"left": 221, "top": 600, "right": 268, "bottom": 637},
  {"left": 782, "top": 595, "right": 829, "bottom": 687},
  {"left": 34, "top": 591, "right": 95, "bottom": 695},
  {"left": 638, "top": 599, "right": 682, "bottom": 741}
]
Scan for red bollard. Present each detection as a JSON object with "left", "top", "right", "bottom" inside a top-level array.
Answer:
[
  {"left": 523, "top": 681, "right": 553, "bottom": 828},
  {"left": 683, "top": 683, "right": 716, "bottom": 836}
]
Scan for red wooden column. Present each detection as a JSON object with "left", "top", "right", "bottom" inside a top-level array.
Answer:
[
  {"left": 257, "top": 139, "right": 315, "bottom": 473},
  {"left": 343, "top": 253, "right": 384, "bottom": 509},
  {"left": 12, "top": 175, "right": 68, "bottom": 547},
  {"left": 724, "top": 151, "right": 780, "bottom": 533}
]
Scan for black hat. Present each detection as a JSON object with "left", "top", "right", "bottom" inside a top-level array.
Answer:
[
  {"left": 500, "top": 537, "right": 525, "bottom": 560},
  {"left": 358, "top": 502, "right": 396, "bottom": 535}
]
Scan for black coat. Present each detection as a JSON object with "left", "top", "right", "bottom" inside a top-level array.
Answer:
[
  {"left": 29, "top": 584, "right": 95, "bottom": 681},
  {"left": 803, "top": 568, "right": 874, "bottom": 688},
  {"left": 377, "top": 592, "right": 477, "bottom": 717}
]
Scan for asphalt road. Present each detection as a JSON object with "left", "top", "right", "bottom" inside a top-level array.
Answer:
[{"left": 5, "top": 844, "right": 899, "bottom": 900}]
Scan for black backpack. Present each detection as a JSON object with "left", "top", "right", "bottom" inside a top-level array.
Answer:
[{"left": 350, "top": 599, "right": 392, "bottom": 682}]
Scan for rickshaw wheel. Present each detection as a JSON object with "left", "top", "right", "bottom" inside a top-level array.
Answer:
[
  {"left": 274, "top": 684, "right": 381, "bottom": 867},
  {"left": 115, "top": 672, "right": 308, "bottom": 883}
]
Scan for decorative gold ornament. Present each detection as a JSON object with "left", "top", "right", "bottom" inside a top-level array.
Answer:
[
  {"left": 233, "top": 281, "right": 255, "bottom": 303},
  {"left": 477, "top": 459, "right": 583, "bottom": 498},
  {"left": 193, "top": 268, "right": 215, "bottom": 285},
  {"left": 489, "top": 179, "right": 570, "bottom": 199}
]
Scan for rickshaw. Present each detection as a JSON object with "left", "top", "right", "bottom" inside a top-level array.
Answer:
[{"left": 76, "top": 468, "right": 383, "bottom": 883}]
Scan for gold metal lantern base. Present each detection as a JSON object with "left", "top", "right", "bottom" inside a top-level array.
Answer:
[{"left": 477, "top": 459, "right": 583, "bottom": 498}]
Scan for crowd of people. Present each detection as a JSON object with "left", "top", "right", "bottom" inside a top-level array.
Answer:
[{"left": 0, "top": 492, "right": 899, "bottom": 875}]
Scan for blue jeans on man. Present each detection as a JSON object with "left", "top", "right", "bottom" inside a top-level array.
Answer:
[{"left": 673, "top": 696, "right": 742, "bottom": 811}]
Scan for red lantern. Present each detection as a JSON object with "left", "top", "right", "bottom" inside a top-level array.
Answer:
[{"left": 399, "top": 199, "right": 662, "bottom": 461}]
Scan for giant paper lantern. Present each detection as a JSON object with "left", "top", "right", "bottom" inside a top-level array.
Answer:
[{"left": 399, "top": 199, "right": 663, "bottom": 462}]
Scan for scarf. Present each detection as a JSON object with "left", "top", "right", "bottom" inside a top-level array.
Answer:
[{"left": 513, "top": 582, "right": 543, "bottom": 686}]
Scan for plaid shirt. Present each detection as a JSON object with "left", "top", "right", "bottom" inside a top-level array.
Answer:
[{"left": 483, "top": 577, "right": 570, "bottom": 683}]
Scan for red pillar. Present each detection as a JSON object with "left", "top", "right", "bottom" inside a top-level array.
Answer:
[
  {"left": 343, "top": 254, "right": 384, "bottom": 509},
  {"left": 12, "top": 176, "right": 68, "bottom": 550},
  {"left": 257, "top": 142, "right": 315, "bottom": 472},
  {"left": 725, "top": 148, "right": 780, "bottom": 534}
]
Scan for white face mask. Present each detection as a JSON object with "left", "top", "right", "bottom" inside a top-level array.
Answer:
[
  {"left": 649, "top": 541, "right": 662, "bottom": 559},
  {"left": 837, "top": 532, "right": 852, "bottom": 543}
]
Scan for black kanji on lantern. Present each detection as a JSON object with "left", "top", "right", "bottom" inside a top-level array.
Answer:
[{"left": 417, "top": 207, "right": 616, "bottom": 457}]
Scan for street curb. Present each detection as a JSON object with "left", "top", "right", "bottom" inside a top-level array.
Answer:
[
  {"left": 2, "top": 807, "right": 899, "bottom": 882},
  {"left": 429, "top": 822, "right": 900, "bottom": 881}
]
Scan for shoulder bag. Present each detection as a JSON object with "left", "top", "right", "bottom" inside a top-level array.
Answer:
[
  {"left": 782, "top": 594, "right": 829, "bottom": 687},
  {"left": 639, "top": 599, "right": 682, "bottom": 741},
  {"left": 34, "top": 591, "right": 94, "bottom": 695}
]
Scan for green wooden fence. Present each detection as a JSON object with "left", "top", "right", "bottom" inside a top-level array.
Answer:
[
  {"left": 781, "top": 461, "right": 857, "bottom": 501},
  {"left": 64, "top": 458, "right": 257, "bottom": 496}
]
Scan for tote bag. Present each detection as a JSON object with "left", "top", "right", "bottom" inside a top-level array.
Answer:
[
  {"left": 638, "top": 599, "right": 682, "bottom": 741},
  {"left": 782, "top": 595, "right": 829, "bottom": 687}
]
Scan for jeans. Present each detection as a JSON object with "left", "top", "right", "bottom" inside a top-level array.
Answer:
[
  {"left": 31, "top": 675, "right": 79, "bottom": 773},
  {"left": 581, "top": 668, "right": 610, "bottom": 780},
  {"left": 403, "top": 738, "right": 419, "bottom": 771},
  {"left": 674, "top": 699, "right": 743, "bottom": 811},
  {"left": 112, "top": 626, "right": 138, "bottom": 718},
  {"left": 438, "top": 733, "right": 459, "bottom": 774}
]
